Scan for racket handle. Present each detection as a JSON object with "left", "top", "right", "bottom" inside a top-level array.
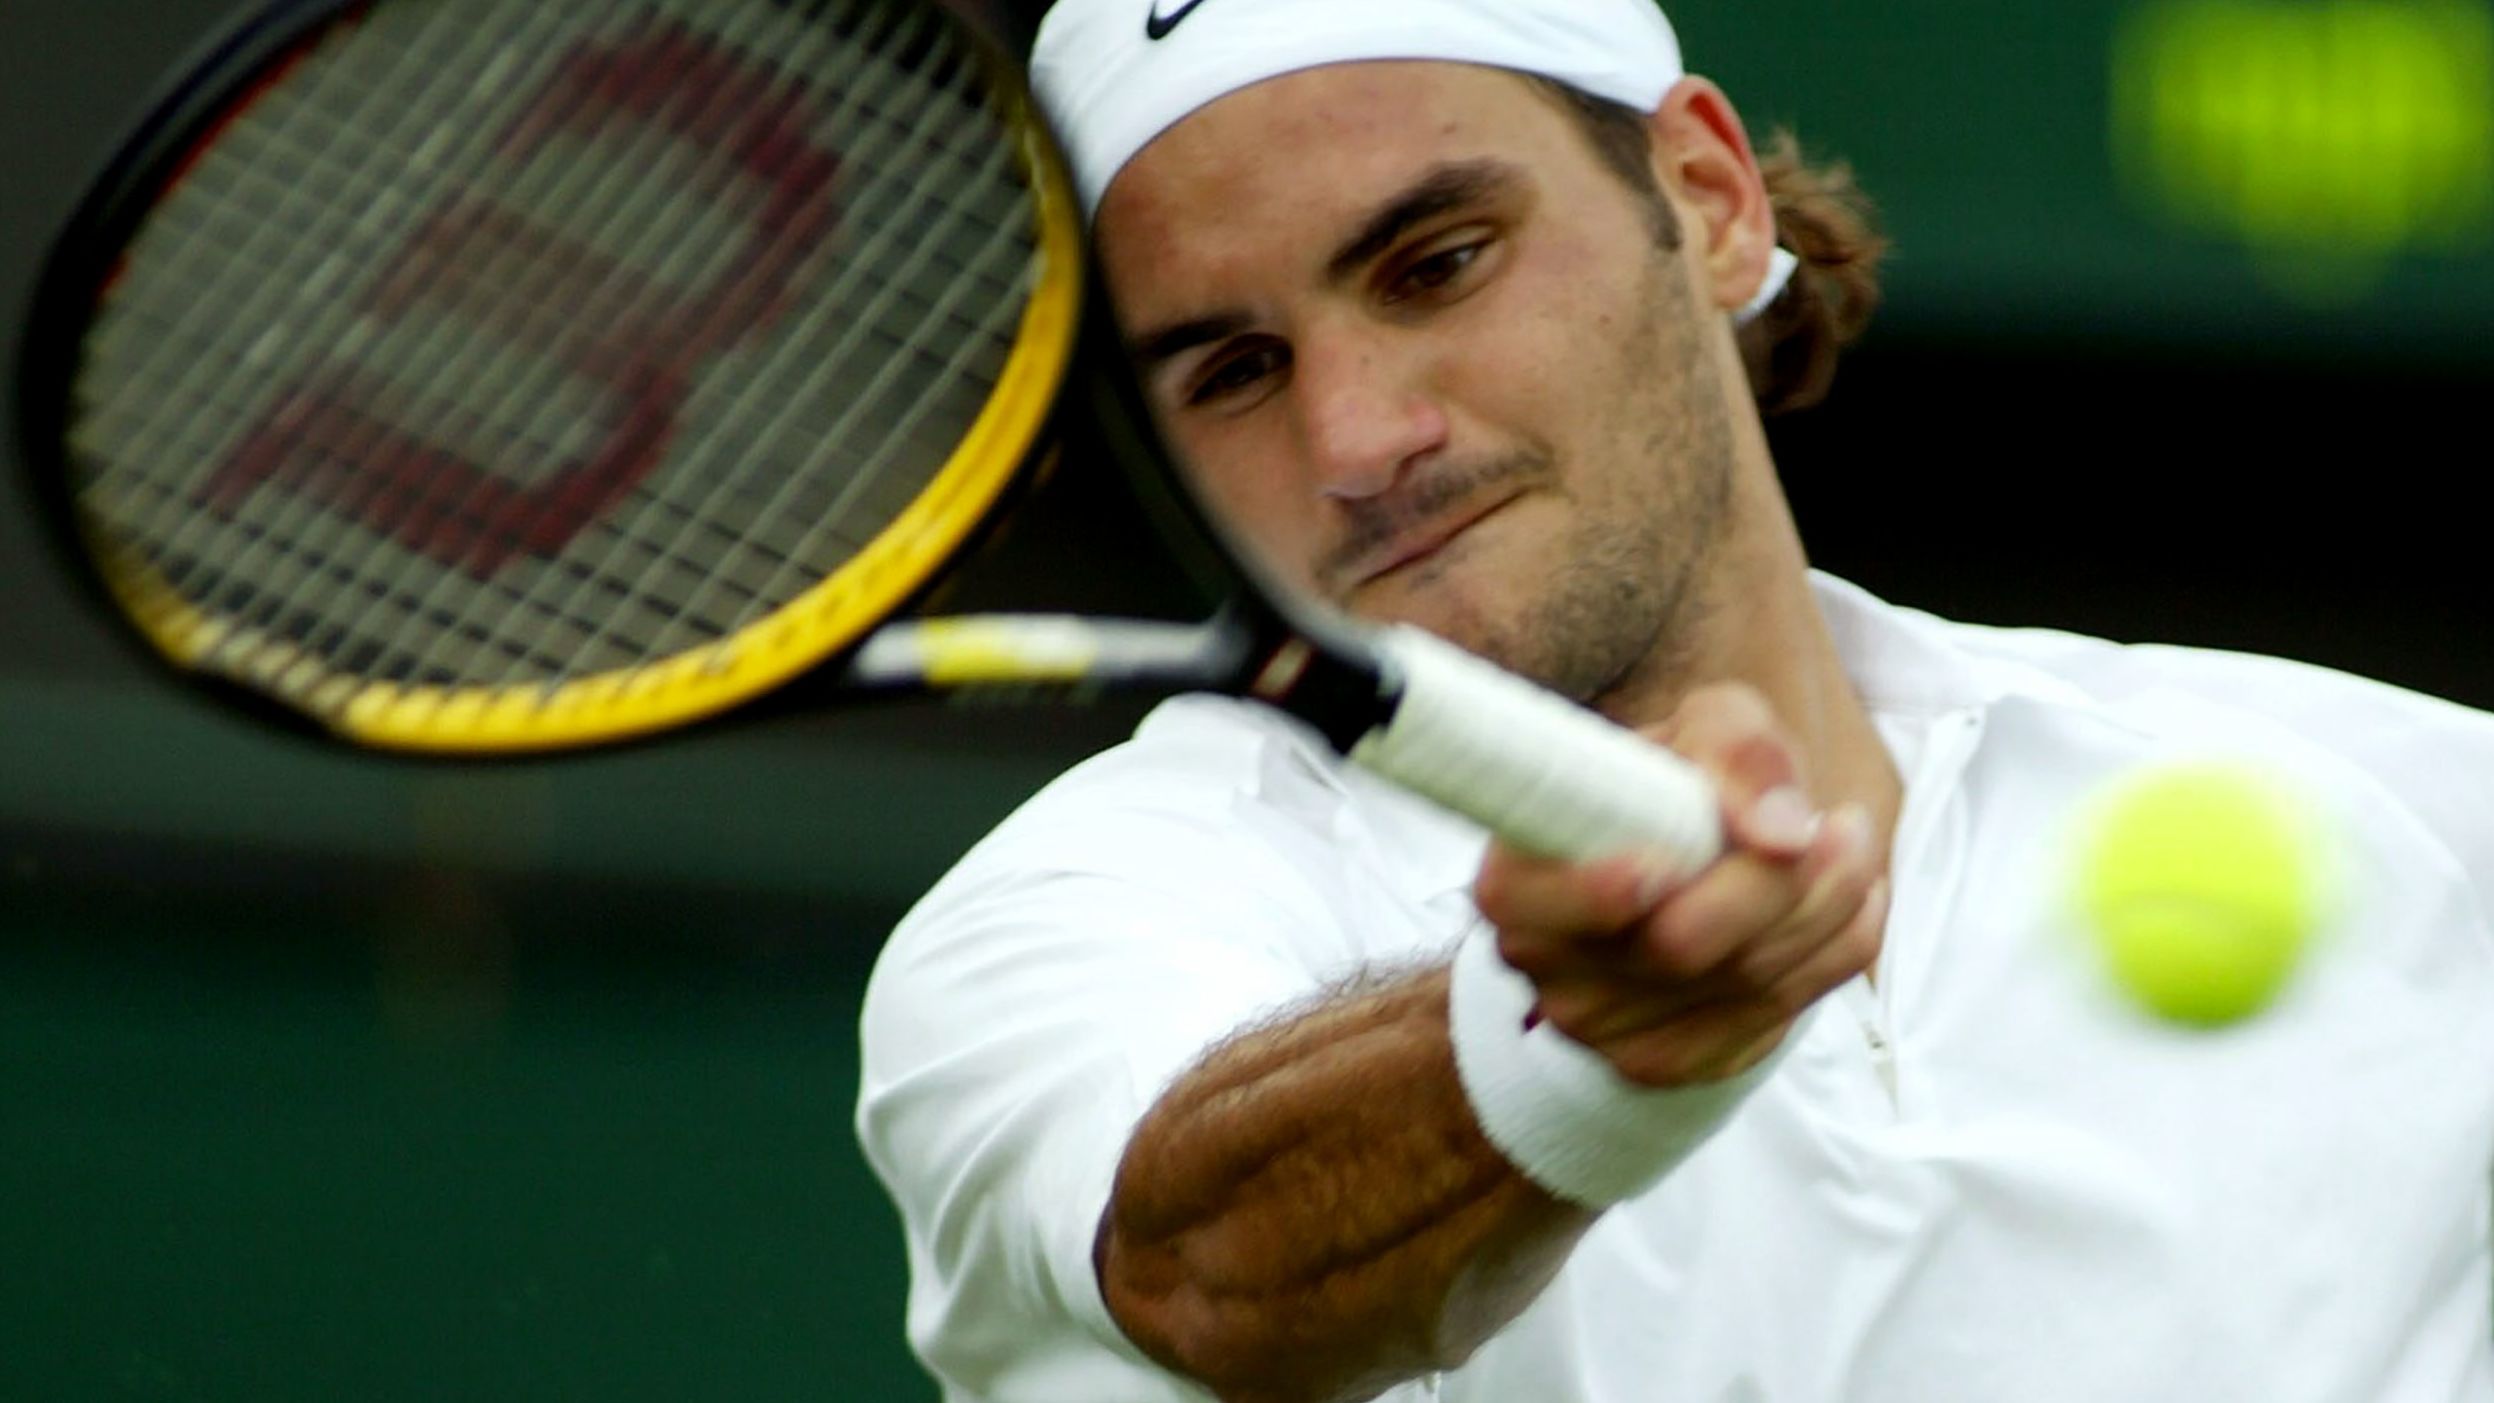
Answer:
[{"left": 1349, "top": 625, "right": 1724, "bottom": 872}]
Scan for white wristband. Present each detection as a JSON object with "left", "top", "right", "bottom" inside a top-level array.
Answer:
[{"left": 1447, "top": 922, "right": 1784, "bottom": 1207}]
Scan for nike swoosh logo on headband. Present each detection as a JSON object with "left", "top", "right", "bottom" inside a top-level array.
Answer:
[{"left": 1146, "top": 0, "right": 1214, "bottom": 40}]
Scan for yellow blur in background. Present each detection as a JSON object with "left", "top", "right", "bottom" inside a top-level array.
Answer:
[{"left": 2116, "top": 0, "right": 2494, "bottom": 302}]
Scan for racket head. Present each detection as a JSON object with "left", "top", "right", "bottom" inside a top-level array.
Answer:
[{"left": 17, "top": 0, "right": 1083, "bottom": 753}]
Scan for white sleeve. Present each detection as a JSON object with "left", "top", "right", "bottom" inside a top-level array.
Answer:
[{"left": 856, "top": 848, "right": 1448, "bottom": 1403}]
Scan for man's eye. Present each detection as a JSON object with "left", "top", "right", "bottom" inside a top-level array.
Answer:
[
  {"left": 1187, "top": 343, "right": 1289, "bottom": 406},
  {"left": 1388, "top": 242, "right": 1487, "bottom": 302}
]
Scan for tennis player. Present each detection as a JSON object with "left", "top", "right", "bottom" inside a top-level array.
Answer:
[{"left": 859, "top": 3, "right": 2494, "bottom": 1399}]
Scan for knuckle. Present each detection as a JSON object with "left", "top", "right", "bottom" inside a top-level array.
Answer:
[
  {"left": 1798, "top": 840, "right": 1874, "bottom": 918},
  {"left": 1614, "top": 1040, "right": 1696, "bottom": 1089},
  {"left": 1729, "top": 941, "right": 1789, "bottom": 992},
  {"left": 1768, "top": 976, "right": 1822, "bottom": 1021},
  {"left": 1801, "top": 936, "right": 1875, "bottom": 997},
  {"left": 1820, "top": 856, "right": 1877, "bottom": 914},
  {"left": 1649, "top": 868, "right": 1797, "bottom": 981},
  {"left": 1638, "top": 909, "right": 1719, "bottom": 981},
  {"left": 1723, "top": 862, "right": 1805, "bottom": 927},
  {"left": 1840, "top": 918, "right": 1885, "bottom": 972},
  {"left": 1536, "top": 990, "right": 1599, "bottom": 1044},
  {"left": 1471, "top": 863, "right": 1517, "bottom": 920},
  {"left": 1474, "top": 844, "right": 1562, "bottom": 917},
  {"left": 1493, "top": 924, "right": 1555, "bottom": 976},
  {"left": 1732, "top": 1021, "right": 1796, "bottom": 1071},
  {"left": 1541, "top": 985, "right": 1646, "bottom": 1051}
]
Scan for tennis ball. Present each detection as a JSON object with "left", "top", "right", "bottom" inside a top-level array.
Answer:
[{"left": 2073, "top": 762, "right": 2327, "bottom": 1028}]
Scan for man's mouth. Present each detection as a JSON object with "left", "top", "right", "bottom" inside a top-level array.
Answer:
[{"left": 1343, "top": 490, "right": 1524, "bottom": 589}]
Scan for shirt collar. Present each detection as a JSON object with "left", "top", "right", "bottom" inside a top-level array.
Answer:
[{"left": 1811, "top": 571, "right": 2102, "bottom": 721}]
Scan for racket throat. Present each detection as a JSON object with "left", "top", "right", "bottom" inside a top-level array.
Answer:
[{"left": 1240, "top": 628, "right": 1398, "bottom": 756}]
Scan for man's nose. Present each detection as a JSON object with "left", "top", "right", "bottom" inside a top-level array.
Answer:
[{"left": 1290, "top": 330, "right": 1449, "bottom": 501}]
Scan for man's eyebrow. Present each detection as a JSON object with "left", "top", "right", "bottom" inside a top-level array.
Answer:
[
  {"left": 1121, "top": 161, "right": 1522, "bottom": 372},
  {"left": 1324, "top": 159, "right": 1523, "bottom": 284},
  {"left": 1127, "top": 312, "right": 1255, "bottom": 372}
]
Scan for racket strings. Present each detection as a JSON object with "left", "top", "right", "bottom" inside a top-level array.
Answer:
[
  {"left": 399, "top": 0, "right": 1012, "bottom": 672},
  {"left": 141, "top": 4, "right": 648, "bottom": 680},
  {"left": 95, "top": 8, "right": 588, "bottom": 688},
  {"left": 484, "top": 2, "right": 1027, "bottom": 682},
  {"left": 719, "top": 175, "right": 1033, "bottom": 632},
  {"left": 657, "top": 52, "right": 1037, "bottom": 654},
  {"left": 90, "top": 6, "right": 542, "bottom": 581},
  {"left": 73, "top": 0, "right": 1044, "bottom": 702},
  {"left": 93, "top": 0, "right": 737, "bottom": 679},
  {"left": 355, "top": 0, "right": 896, "bottom": 683}
]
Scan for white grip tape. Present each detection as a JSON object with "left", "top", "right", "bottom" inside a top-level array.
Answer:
[
  {"left": 1348, "top": 625, "right": 1723, "bottom": 867},
  {"left": 1447, "top": 921, "right": 1782, "bottom": 1206}
]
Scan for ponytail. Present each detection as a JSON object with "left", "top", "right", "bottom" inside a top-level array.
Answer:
[{"left": 1739, "top": 129, "right": 1887, "bottom": 415}]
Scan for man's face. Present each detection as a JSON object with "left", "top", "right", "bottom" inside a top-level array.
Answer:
[{"left": 1095, "top": 61, "right": 1741, "bottom": 705}]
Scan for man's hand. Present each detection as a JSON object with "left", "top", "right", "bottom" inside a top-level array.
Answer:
[{"left": 1471, "top": 682, "right": 1889, "bottom": 1088}]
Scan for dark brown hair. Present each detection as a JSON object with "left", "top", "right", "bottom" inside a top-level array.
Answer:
[{"left": 1528, "top": 78, "right": 1887, "bottom": 415}]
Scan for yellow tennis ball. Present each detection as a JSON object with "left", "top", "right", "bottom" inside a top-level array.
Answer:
[{"left": 2074, "top": 762, "right": 2326, "bottom": 1028}]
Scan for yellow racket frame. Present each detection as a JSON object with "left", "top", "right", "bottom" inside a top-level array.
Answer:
[{"left": 93, "top": 80, "right": 1085, "bottom": 755}]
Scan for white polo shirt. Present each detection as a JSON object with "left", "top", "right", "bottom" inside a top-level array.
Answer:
[{"left": 857, "top": 575, "right": 2494, "bottom": 1403}]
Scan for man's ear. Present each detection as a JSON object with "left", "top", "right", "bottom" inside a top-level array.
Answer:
[{"left": 1646, "top": 76, "right": 1778, "bottom": 316}]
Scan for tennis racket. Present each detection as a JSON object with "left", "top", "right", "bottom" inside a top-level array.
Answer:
[{"left": 15, "top": 0, "right": 1722, "bottom": 869}]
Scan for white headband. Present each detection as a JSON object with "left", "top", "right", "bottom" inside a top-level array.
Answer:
[{"left": 1030, "top": 0, "right": 1798, "bottom": 323}]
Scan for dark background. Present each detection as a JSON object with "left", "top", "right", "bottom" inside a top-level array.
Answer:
[{"left": 4, "top": 1, "right": 2489, "bottom": 1400}]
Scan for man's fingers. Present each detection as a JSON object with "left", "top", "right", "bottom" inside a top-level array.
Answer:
[
  {"left": 1468, "top": 683, "right": 1894, "bottom": 1091},
  {"left": 1482, "top": 793, "right": 1881, "bottom": 1009},
  {"left": 1637, "top": 802, "right": 1877, "bottom": 983},
  {"left": 1649, "top": 685, "right": 1818, "bottom": 859},
  {"left": 1764, "top": 874, "right": 1889, "bottom": 1015},
  {"left": 1535, "top": 838, "right": 1889, "bottom": 1069},
  {"left": 1476, "top": 684, "right": 1845, "bottom": 983},
  {"left": 1599, "top": 996, "right": 1797, "bottom": 1088},
  {"left": 1596, "top": 889, "right": 1887, "bottom": 1089},
  {"left": 1476, "top": 843, "right": 1681, "bottom": 976}
]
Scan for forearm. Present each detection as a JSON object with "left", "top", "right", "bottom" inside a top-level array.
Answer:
[{"left": 1096, "top": 966, "right": 1593, "bottom": 1403}]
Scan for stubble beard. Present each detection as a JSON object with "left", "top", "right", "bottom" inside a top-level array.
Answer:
[{"left": 1475, "top": 265, "right": 1737, "bottom": 712}]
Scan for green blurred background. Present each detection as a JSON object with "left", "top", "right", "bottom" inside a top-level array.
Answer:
[{"left": 4, "top": 1, "right": 2490, "bottom": 1398}]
